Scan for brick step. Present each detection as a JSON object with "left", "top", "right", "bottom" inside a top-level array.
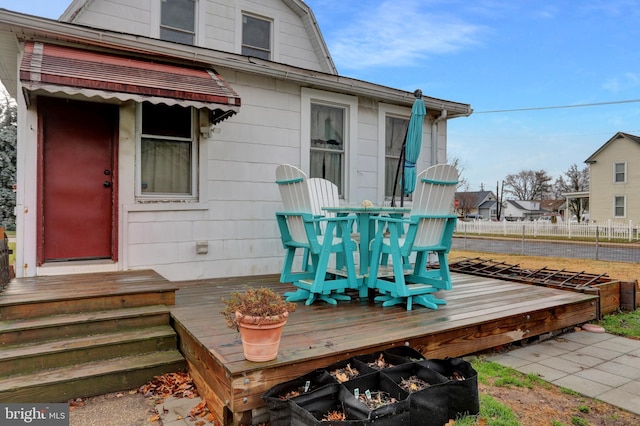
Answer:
[
  {"left": 0, "top": 350, "right": 186, "bottom": 403},
  {"left": 0, "top": 305, "right": 171, "bottom": 345},
  {"left": 0, "top": 325, "right": 178, "bottom": 377}
]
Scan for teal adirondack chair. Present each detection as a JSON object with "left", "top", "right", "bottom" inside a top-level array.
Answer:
[
  {"left": 275, "top": 164, "right": 358, "bottom": 305},
  {"left": 367, "top": 164, "right": 459, "bottom": 310}
]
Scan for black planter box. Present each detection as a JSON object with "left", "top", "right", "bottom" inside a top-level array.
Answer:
[
  {"left": 416, "top": 358, "right": 480, "bottom": 420},
  {"left": 354, "top": 350, "right": 412, "bottom": 371},
  {"left": 383, "top": 346, "right": 426, "bottom": 362},
  {"left": 322, "top": 357, "right": 376, "bottom": 383},
  {"left": 290, "top": 383, "right": 369, "bottom": 425},
  {"left": 342, "top": 371, "right": 410, "bottom": 424},
  {"left": 382, "top": 363, "right": 451, "bottom": 426},
  {"left": 262, "top": 369, "right": 337, "bottom": 426}
]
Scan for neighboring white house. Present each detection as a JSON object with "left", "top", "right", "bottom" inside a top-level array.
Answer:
[
  {"left": 585, "top": 132, "right": 640, "bottom": 224},
  {"left": 0, "top": 0, "right": 472, "bottom": 280},
  {"left": 454, "top": 191, "right": 496, "bottom": 219},
  {"left": 502, "top": 200, "right": 546, "bottom": 221}
]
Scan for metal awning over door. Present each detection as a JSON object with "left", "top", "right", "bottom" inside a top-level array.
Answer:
[{"left": 19, "top": 41, "right": 241, "bottom": 123}]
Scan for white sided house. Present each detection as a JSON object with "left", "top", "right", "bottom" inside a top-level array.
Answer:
[
  {"left": 0, "top": 0, "right": 472, "bottom": 281},
  {"left": 585, "top": 132, "right": 640, "bottom": 224}
]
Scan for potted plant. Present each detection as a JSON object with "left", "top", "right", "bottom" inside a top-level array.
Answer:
[{"left": 221, "top": 287, "right": 296, "bottom": 362}]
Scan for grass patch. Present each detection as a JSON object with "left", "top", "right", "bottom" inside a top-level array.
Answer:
[
  {"left": 598, "top": 309, "right": 640, "bottom": 339},
  {"left": 471, "top": 358, "right": 546, "bottom": 389},
  {"left": 455, "top": 394, "right": 519, "bottom": 426}
]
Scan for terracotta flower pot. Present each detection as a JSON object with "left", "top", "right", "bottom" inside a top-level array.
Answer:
[{"left": 236, "top": 311, "right": 288, "bottom": 362}]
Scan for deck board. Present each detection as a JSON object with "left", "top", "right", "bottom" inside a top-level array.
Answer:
[{"left": 169, "top": 272, "right": 598, "bottom": 424}]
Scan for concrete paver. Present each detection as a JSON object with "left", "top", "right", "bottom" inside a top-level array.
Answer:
[{"left": 487, "top": 329, "right": 640, "bottom": 416}]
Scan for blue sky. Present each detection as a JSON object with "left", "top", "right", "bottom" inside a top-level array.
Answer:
[{"left": 2, "top": 0, "right": 640, "bottom": 191}]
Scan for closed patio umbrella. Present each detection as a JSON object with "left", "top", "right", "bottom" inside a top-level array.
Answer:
[{"left": 403, "top": 91, "right": 426, "bottom": 194}]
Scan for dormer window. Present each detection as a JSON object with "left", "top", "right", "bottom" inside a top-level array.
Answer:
[
  {"left": 242, "top": 14, "right": 271, "bottom": 60},
  {"left": 161, "top": 0, "right": 195, "bottom": 45}
]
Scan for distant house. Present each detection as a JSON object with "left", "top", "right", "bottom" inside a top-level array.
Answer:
[
  {"left": 502, "top": 200, "right": 546, "bottom": 221},
  {"left": 0, "top": 1, "right": 472, "bottom": 280},
  {"left": 455, "top": 191, "right": 496, "bottom": 219},
  {"left": 585, "top": 132, "right": 640, "bottom": 223}
]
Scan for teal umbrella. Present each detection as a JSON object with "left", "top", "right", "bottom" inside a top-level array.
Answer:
[{"left": 403, "top": 93, "right": 426, "bottom": 194}]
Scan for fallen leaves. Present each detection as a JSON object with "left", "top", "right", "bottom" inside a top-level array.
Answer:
[{"left": 139, "top": 371, "right": 198, "bottom": 400}]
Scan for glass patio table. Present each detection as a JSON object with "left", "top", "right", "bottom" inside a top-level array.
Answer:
[{"left": 322, "top": 205, "right": 410, "bottom": 298}]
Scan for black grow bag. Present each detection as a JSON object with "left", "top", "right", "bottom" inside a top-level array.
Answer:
[
  {"left": 342, "top": 371, "right": 410, "bottom": 424},
  {"left": 322, "top": 357, "right": 376, "bottom": 383},
  {"left": 383, "top": 362, "right": 451, "bottom": 426},
  {"left": 354, "top": 350, "right": 411, "bottom": 371},
  {"left": 417, "top": 358, "right": 480, "bottom": 420},
  {"left": 383, "top": 346, "right": 426, "bottom": 362},
  {"left": 262, "top": 369, "right": 337, "bottom": 426},
  {"left": 290, "top": 383, "right": 369, "bottom": 425}
]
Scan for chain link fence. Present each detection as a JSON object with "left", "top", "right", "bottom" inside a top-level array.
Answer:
[{"left": 452, "top": 232, "right": 640, "bottom": 263}]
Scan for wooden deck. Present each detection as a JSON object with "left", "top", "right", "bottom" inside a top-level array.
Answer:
[{"left": 170, "top": 272, "right": 598, "bottom": 425}]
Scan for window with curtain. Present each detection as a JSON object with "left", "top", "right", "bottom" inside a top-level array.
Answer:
[
  {"left": 614, "top": 162, "right": 626, "bottom": 183},
  {"left": 310, "top": 103, "right": 344, "bottom": 194},
  {"left": 242, "top": 14, "right": 271, "bottom": 59},
  {"left": 385, "top": 115, "right": 409, "bottom": 198},
  {"left": 139, "top": 103, "right": 196, "bottom": 198},
  {"left": 160, "top": 0, "right": 195, "bottom": 45},
  {"left": 614, "top": 195, "right": 625, "bottom": 217}
]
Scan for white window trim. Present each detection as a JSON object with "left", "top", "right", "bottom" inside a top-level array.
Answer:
[
  {"left": 613, "top": 161, "right": 627, "bottom": 184},
  {"left": 301, "top": 88, "right": 358, "bottom": 201},
  {"left": 235, "top": 3, "right": 279, "bottom": 61},
  {"left": 613, "top": 195, "right": 626, "bottom": 218},
  {"left": 134, "top": 104, "right": 207, "bottom": 203},
  {"left": 378, "top": 103, "right": 412, "bottom": 203},
  {"left": 151, "top": 0, "right": 202, "bottom": 45}
]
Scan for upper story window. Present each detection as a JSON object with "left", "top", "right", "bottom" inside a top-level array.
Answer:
[
  {"left": 137, "top": 103, "right": 197, "bottom": 200},
  {"left": 614, "top": 162, "right": 626, "bottom": 183},
  {"left": 242, "top": 14, "right": 271, "bottom": 59},
  {"left": 161, "top": 0, "right": 195, "bottom": 45},
  {"left": 384, "top": 116, "right": 409, "bottom": 198},
  {"left": 310, "top": 103, "right": 345, "bottom": 194}
]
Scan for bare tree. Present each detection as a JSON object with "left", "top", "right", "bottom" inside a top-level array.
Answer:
[
  {"left": 447, "top": 156, "right": 467, "bottom": 189},
  {"left": 503, "top": 169, "right": 553, "bottom": 200},
  {"left": 555, "top": 164, "right": 589, "bottom": 221}
]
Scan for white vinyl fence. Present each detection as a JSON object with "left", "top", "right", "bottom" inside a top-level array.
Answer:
[{"left": 455, "top": 219, "right": 639, "bottom": 242}]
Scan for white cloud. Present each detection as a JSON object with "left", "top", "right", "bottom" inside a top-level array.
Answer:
[
  {"left": 326, "top": 1, "right": 484, "bottom": 70},
  {"left": 602, "top": 72, "right": 640, "bottom": 93}
]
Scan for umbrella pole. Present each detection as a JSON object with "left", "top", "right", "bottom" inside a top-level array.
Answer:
[{"left": 391, "top": 127, "right": 409, "bottom": 207}]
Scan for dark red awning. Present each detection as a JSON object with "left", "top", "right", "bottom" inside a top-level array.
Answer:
[{"left": 20, "top": 41, "right": 240, "bottom": 122}]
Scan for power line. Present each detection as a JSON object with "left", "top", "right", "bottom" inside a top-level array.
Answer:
[{"left": 474, "top": 99, "right": 640, "bottom": 114}]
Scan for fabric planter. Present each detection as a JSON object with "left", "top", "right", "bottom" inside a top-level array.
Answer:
[
  {"left": 354, "top": 350, "right": 412, "bottom": 371},
  {"left": 342, "top": 371, "right": 410, "bottom": 424},
  {"left": 383, "top": 346, "right": 426, "bottom": 362},
  {"left": 417, "top": 357, "right": 480, "bottom": 420},
  {"left": 290, "top": 383, "right": 369, "bottom": 425},
  {"left": 262, "top": 369, "right": 337, "bottom": 426}
]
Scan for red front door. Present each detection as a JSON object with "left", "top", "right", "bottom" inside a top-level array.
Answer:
[{"left": 39, "top": 97, "right": 118, "bottom": 262}]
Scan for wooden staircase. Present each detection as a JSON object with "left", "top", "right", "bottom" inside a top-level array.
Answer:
[{"left": 0, "top": 270, "right": 186, "bottom": 402}]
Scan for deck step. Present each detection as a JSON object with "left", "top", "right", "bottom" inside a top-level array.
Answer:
[
  {"left": 0, "top": 305, "right": 171, "bottom": 345},
  {"left": 0, "top": 270, "right": 185, "bottom": 403},
  {"left": 0, "top": 290, "right": 176, "bottom": 320},
  {"left": 0, "top": 350, "right": 186, "bottom": 403},
  {"left": 0, "top": 325, "right": 178, "bottom": 376}
]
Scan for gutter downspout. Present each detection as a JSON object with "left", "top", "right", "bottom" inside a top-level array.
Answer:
[{"left": 431, "top": 110, "right": 447, "bottom": 164}]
